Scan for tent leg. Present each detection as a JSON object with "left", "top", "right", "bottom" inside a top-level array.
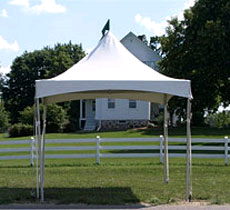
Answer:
[
  {"left": 40, "top": 101, "right": 47, "bottom": 202},
  {"left": 35, "top": 99, "right": 41, "bottom": 199},
  {"left": 79, "top": 99, "right": 82, "bottom": 129},
  {"left": 186, "top": 99, "right": 192, "bottom": 201},
  {"left": 163, "top": 95, "right": 169, "bottom": 183}
]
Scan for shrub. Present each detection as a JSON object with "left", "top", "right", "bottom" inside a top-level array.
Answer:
[
  {"left": 19, "top": 104, "right": 68, "bottom": 133},
  {"left": 205, "top": 111, "right": 230, "bottom": 128},
  {"left": 0, "top": 103, "right": 10, "bottom": 132},
  {"left": 46, "top": 104, "right": 68, "bottom": 133},
  {"left": 19, "top": 106, "right": 34, "bottom": 125},
  {"left": 8, "top": 123, "right": 33, "bottom": 137},
  {"left": 153, "top": 112, "right": 164, "bottom": 127}
]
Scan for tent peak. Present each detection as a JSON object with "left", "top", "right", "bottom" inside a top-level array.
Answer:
[{"left": 102, "top": 19, "right": 110, "bottom": 36}]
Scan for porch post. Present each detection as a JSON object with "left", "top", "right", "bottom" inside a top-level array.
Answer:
[
  {"left": 163, "top": 94, "right": 169, "bottom": 183},
  {"left": 186, "top": 98, "right": 192, "bottom": 201}
]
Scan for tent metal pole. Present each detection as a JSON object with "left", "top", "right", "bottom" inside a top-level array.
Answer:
[
  {"left": 36, "top": 98, "right": 41, "bottom": 199},
  {"left": 34, "top": 100, "right": 38, "bottom": 197},
  {"left": 40, "top": 100, "right": 47, "bottom": 202},
  {"left": 34, "top": 99, "right": 39, "bottom": 198},
  {"left": 163, "top": 94, "right": 169, "bottom": 183},
  {"left": 80, "top": 99, "right": 82, "bottom": 129},
  {"left": 186, "top": 98, "right": 192, "bottom": 201}
]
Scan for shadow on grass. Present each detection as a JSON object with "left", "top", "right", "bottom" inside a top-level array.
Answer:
[
  {"left": 108, "top": 149, "right": 224, "bottom": 155},
  {"left": 0, "top": 187, "right": 141, "bottom": 206},
  {"left": 130, "top": 127, "right": 230, "bottom": 137}
]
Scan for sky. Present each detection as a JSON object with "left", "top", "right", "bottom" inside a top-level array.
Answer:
[{"left": 0, "top": 0, "right": 196, "bottom": 75}]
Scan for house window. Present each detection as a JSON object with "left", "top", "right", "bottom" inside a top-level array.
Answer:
[
  {"left": 129, "top": 100, "right": 137, "bottom": 108},
  {"left": 108, "top": 99, "right": 115, "bottom": 109}
]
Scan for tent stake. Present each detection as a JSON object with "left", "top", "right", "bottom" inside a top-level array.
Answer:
[
  {"left": 186, "top": 98, "right": 192, "bottom": 201},
  {"left": 163, "top": 94, "right": 169, "bottom": 183}
]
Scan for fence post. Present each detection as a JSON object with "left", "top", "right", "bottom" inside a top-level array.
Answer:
[
  {"left": 96, "top": 136, "right": 101, "bottom": 164},
  {"left": 160, "top": 135, "right": 164, "bottom": 163},
  {"left": 224, "top": 136, "right": 229, "bottom": 166},
  {"left": 30, "top": 137, "right": 35, "bottom": 166}
]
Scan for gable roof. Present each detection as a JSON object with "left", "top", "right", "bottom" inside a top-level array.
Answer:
[{"left": 121, "top": 32, "right": 161, "bottom": 63}]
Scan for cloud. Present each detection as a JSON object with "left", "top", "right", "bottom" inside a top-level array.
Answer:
[
  {"left": 0, "top": 9, "right": 8, "bottom": 18},
  {"left": 184, "top": 0, "right": 196, "bottom": 9},
  {"left": 9, "top": 0, "right": 29, "bottom": 7},
  {"left": 9, "top": 0, "right": 66, "bottom": 15},
  {"left": 0, "top": 35, "right": 20, "bottom": 52},
  {"left": 135, "top": 14, "right": 167, "bottom": 36},
  {"left": 30, "top": 0, "right": 66, "bottom": 14},
  {"left": 176, "top": 0, "right": 196, "bottom": 20},
  {"left": 135, "top": 0, "right": 196, "bottom": 36},
  {"left": 0, "top": 65, "right": 11, "bottom": 75}
]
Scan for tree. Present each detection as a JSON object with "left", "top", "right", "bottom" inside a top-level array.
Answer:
[
  {"left": 0, "top": 103, "right": 9, "bottom": 132},
  {"left": 0, "top": 71, "right": 7, "bottom": 96},
  {"left": 3, "top": 42, "right": 85, "bottom": 123},
  {"left": 137, "top": 35, "right": 148, "bottom": 45},
  {"left": 156, "top": 0, "right": 230, "bottom": 125},
  {"left": 19, "top": 104, "right": 68, "bottom": 133},
  {"left": 46, "top": 104, "right": 68, "bottom": 133},
  {"left": 0, "top": 73, "right": 4, "bottom": 92}
]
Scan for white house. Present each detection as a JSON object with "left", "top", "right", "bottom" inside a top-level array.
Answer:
[{"left": 79, "top": 32, "right": 161, "bottom": 131}]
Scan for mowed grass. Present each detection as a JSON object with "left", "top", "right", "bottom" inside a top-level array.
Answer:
[
  {"left": 0, "top": 127, "right": 229, "bottom": 205},
  {"left": 0, "top": 127, "right": 229, "bottom": 141},
  {"left": 0, "top": 158, "right": 230, "bottom": 205}
]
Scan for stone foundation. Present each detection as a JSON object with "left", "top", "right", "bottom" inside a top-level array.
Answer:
[{"left": 100, "top": 120, "right": 148, "bottom": 131}]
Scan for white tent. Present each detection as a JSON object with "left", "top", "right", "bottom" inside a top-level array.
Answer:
[{"left": 35, "top": 30, "right": 193, "bottom": 202}]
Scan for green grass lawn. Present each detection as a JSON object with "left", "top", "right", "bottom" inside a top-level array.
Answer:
[
  {"left": 0, "top": 127, "right": 229, "bottom": 205},
  {"left": 0, "top": 158, "right": 230, "bottom": 205},
  {"left": 0, "top": 127, "right": 229, "bottom": 141}
]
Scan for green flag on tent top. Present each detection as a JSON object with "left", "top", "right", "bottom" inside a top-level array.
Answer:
[{"left": 102, "top": 19, "right": 110, "bottom": 36}]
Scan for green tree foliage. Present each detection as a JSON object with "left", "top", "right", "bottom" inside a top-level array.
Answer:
[
  {"left": 65, "top": 100, "right": 80, "bottom": 132},
  {"left": 8, "top": 123, "right": 33, "bottom": 137},
  {"left": 46, "top": 104, "right": 68, "bottom": 133},
  {"left": 205, "top": 111, "right": 230, "bottom": 128},
  {"left": 137, "top": 35, "right": 148, "bottom": 45},
  {"left": 3, "top": 42, "right": 85, "bottom": 123},
  {"left": 0, "top": 103, "right": 9, "bottom": 132},
  {"left": 0, "top": 73, "right": 4, "bottom": 92},
  {"left": 19, "top": 106, "right": 34, "bottom": 125},
  {"left": 19, "top": 104, "right": 68, "bottom": 133},
  {"left": 156, "top": 0, "right": 230, "bottom": 125}
]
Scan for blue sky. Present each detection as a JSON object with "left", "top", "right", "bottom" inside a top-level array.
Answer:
[{"left": 0, "top": 0, "right": 195, "bottom": 74}]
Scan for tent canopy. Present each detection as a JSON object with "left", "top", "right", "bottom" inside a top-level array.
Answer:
[
  {"left": 34, "top": 29, "right": 193, "bottom": 202},
  {"left": 35, "top": 31, "right": 192, "bottom": 104}
]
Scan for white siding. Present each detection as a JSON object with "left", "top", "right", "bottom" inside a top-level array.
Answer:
[{"left": 95, "top": 98, "right": 150, "bottom": 120}]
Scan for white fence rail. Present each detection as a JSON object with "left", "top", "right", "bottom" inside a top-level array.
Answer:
[{"left": 0, "top": 136, "right": 229, "bottom": 165}]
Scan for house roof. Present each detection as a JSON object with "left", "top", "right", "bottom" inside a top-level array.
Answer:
[
  {"left": 121, "top": 32, "right": 161, "bottom": 63},
  {"left": 35, "top": 31, "right": 192, "bottom": 104}
]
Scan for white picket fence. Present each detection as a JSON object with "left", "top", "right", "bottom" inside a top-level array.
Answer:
[{"left": 0, "top": 136, "right": 229, "bottom": 165}]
